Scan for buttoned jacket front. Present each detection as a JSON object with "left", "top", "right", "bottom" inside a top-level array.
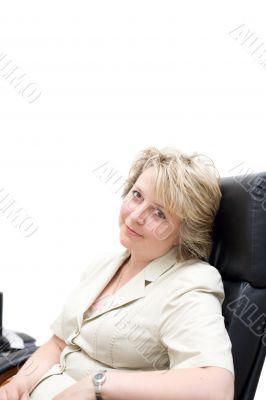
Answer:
[
  {"left": 30, "top": 246, "right": 234, "bottom": 399},
  {"left": 51, "top": 246, "right": 234, "bottom": 375}
]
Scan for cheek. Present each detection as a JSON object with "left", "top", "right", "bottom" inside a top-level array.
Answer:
[
  {"left": 148, "top": 220, "right": 179, "bottom": 242},
  {"left": 119, "top": 203, "right": 128, "bottom": 224}
]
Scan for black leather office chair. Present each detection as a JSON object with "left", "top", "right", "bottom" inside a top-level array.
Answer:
[{"left": 209, "top": 172, "right": 266, "bottom": 400}]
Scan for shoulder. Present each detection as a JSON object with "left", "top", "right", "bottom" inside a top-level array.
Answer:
[
  {"left": 161, "top": 259, "right": 225, "bottom": 303},
  {"left": 80, "top": 251, "right": 119, "bottom": 282},
  {"left": 182, "top": 259, "right": 223, "bottom": 286}
]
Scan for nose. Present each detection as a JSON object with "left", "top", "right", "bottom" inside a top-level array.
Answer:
[{"left": 130, "top": 202, "right": 150, "bottom": 225}]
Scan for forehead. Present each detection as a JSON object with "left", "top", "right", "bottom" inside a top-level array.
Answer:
[
  {"left": 136, "top": 167, "right": 157, "bottom": 183},
  {"left": 135, "top": 168, "right": 157, "bottom": 190}
]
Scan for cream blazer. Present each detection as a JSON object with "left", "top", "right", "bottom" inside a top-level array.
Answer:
[{"left": 30, "top": 246, "right": 234, "bottom": 399}]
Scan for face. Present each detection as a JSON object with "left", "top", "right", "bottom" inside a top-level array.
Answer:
[{"left": 119, "top": 167, "right": 180, "bottom": 260}]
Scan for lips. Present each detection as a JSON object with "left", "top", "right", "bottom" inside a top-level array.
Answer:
[{"left": 126, "top": 225, "right": 142, "bottom": 236}]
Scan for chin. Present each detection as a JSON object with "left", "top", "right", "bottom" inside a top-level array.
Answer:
[
  {"left": 119, "top": 232, "right": 128, "bottom": 248},
  {"left": 119, "top": 241, "right": 131, "bottom": 253}
]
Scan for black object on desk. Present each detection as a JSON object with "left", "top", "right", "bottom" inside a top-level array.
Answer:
[{"left": 0, "top": 292, "right": 38, "bottom": 375}]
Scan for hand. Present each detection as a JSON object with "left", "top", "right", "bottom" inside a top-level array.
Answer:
[
  {"left": 53, "top": 375, "right": 96, "bottom": 400},
  {"left": 0, "top": 376, "right": 29, "bottom": 400}
]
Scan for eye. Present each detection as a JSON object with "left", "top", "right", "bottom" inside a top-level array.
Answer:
[
  {"left": 155, "top": 208, "right": 166, "bottom": 219},
  {"left": 131, "top": 190, "right": 142, "bottom": 200}
]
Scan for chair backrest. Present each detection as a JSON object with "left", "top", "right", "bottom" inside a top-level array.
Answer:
[
  {"left": 209, "top": 172, "right": 266, "bottom": 400},
  {"left": 0, "top": 293, "right": 2, "bottom": 337}
]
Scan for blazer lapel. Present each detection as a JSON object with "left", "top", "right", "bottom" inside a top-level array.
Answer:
[
  {"left": 76, "top": 249, "right": 130, "bottom": 327},
  {"left": 77, "top": 246, "right": 179, "bottom": 325},
  {"left": 83, "top": 267, "right": 147, "bottom": 322}
]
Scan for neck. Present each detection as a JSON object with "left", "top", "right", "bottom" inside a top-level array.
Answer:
[{"left": 125, "top": 252, "right": 153, "bottom": 274}]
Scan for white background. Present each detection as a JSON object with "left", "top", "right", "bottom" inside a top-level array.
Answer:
[{"left": 0, "top": 1, "right": 265, "bottom": 398}]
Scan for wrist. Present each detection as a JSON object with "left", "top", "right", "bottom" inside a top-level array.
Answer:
[
  {"left": 12, "top": 372, "right": 38, "bottom": 392},
  {"left": 7, "top": 374, "right": 29, "bottom": 388},
  {"left": 92, "top": 370, "right": 107, "bottom": 400}
]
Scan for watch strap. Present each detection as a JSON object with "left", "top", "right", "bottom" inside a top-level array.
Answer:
[{"left": 93, "top": 370, "right": 107, "bottom": 400}]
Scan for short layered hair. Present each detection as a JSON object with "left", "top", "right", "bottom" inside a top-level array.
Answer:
[{"left": 121, "top": 146, "right": 222, "bottom": 261}]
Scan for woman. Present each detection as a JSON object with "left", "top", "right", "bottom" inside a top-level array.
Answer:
[{"left": 0, "top": 147, "right": 234, "bottom": 400}]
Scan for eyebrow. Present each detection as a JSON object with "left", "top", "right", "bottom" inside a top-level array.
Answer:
[{"left": 133, "top": 185, "right": 165, "bottom": 210}]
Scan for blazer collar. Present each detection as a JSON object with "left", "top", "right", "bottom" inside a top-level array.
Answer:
[
  {"left": 143, "top": 245, "right": 179, "bottom": 282},
  {"left": 78, "top": 246, "right": 178, "bottom": 325}
]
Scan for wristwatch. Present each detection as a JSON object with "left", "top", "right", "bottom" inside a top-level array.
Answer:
[{"left": 92, "top": 370, "right": 107, "bottom": 400}]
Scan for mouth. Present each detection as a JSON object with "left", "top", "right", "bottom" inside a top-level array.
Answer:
[{"left": 126, "top": 225, "right": 142, "bottom": 237}]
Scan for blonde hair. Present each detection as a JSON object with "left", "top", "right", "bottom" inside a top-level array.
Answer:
[{"left": 121, "top": 146, "right": 222, "bottom": 261}]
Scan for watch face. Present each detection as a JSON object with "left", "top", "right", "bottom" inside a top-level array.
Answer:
[{"left": 94, "top": 371, "right": 106, "bottom": 384}]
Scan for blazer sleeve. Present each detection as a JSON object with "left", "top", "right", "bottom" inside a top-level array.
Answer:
[{"left": 159, "top": 264, "right": 235, "bottom": 376}]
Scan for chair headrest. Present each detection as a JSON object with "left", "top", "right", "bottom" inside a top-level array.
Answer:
[{"left": 209, "top": 172, "right": 266, "bottom": 288}]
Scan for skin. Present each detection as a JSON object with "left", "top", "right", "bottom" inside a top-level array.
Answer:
[{"left": 119, "top": 167, "right": 180, "bottom": 273}]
